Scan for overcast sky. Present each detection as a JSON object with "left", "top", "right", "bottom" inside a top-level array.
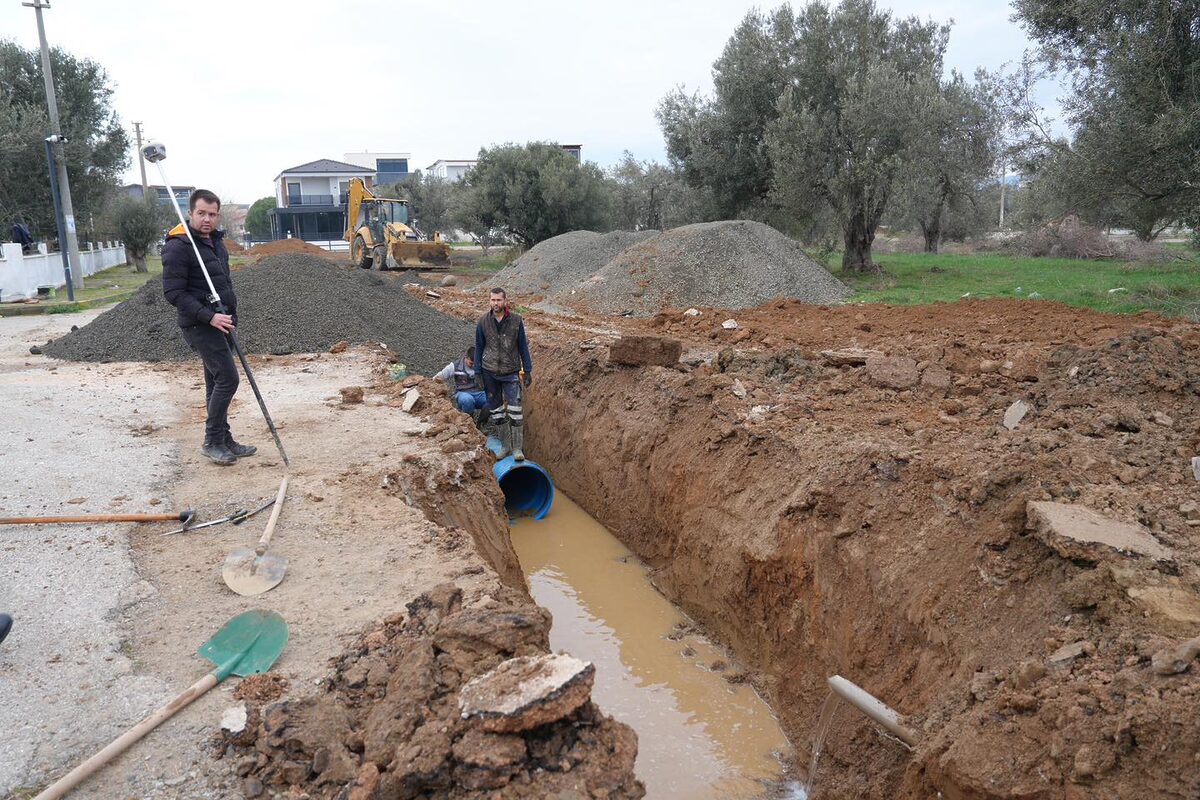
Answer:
[{"left": 1, "top": 0, "right": 1039, "bottom": 204}]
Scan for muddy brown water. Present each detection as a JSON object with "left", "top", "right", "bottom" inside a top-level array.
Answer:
[{"left": 511, "top": 495, "right": 804, "bottom": 799}]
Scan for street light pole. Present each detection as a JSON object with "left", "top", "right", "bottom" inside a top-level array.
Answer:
[
  {"left": 44, "top": 136, "right": 75, "bottom": 301},
  {"left": 133, "top": 122, "right": 148, "bottom": 191},
  {"left": 24, "top": 0, "right": 84, "bottom": 290}
]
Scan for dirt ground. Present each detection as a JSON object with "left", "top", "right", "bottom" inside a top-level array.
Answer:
[
  {"left": 0, "top": 310, "right": 616, "bottom": 799},
  {"left": 418, "top": 288, "right": 1200, "bottom": 799}
]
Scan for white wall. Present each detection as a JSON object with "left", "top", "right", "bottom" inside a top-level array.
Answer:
[{"left": 0, "top": 242, "right": 127, "bottom": 302}]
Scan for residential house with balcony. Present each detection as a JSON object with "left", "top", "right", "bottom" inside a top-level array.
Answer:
[{"left": 267, "top": 159, "right": 374, "bottom": 242}]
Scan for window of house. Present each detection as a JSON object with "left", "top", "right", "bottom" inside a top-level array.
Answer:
[{"left": 287, "top": 182, "right": 301, "bottom": 205}]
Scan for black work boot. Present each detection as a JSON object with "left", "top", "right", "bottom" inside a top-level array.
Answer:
[
  {"left": 202, "top": 437, "right": 237, "bottom": 466},
  {"left": 224, "top": 432, "right": 258, "bottom": 458}
]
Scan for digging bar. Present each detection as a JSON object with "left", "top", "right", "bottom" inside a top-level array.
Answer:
[{"left": 142, "top": 142, "right": 290, "bottom": 467}]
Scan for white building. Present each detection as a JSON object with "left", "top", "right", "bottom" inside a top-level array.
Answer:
[
  {"left": 268, "top": 159, "right": 374, "bottom": 241},
  {"left": 426, "top": 159, "right": 477, "bottom": 181}
]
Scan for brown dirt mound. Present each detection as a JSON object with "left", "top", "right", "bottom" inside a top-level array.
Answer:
[
  {"left": 523, "top": 297, "right": 1200, "bottom": 799},
  {"left": 223, "top": 237, "right": 245, "bottom": 253},
  {"left": 247, "top": 239, "right": 338, "bottom": 258},
  {"left": 223, "top": 584, "right": 643, "bottom": 798}
]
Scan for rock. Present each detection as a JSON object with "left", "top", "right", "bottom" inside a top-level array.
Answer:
[
  {"left": 721, "top": 318, "right": 738, "bottom": 330},
  {"left": 459, "top": 654, "right": 595, "bottom": 733},
  {"left": 401, "top": 388, "right": 420, "bottom": 413},
  {"left": 969, "top": 671, "right": 997, "bottom": 702},
  {"left": 29, "top": 345, "right": 42, "bottom": 355},
  {"left": 1026, "top": 501, "right": 1174, "bottom": 563},
  {"left": 281, "top": 760, "right": 309, "bottom": 784},
  {"left": 1072, "top": 743, "right": 1116, "bottom": 780},
  {"left": 1150, "top": 636, "right": 1200, "bottom": 675},
  {"left": 340, "top": 386, "right": 364, "bottom": 404},
  {"left": 1047, "top": 641, "right": 1093, "bottom": 666},
  {"left": 1191, "top": 456, "right": 1200, "bottom": 482},
  {"left": 221, "top": 703, "right": 248, "bottom": 734},
  {"left": 865, "top": 355, "right": 920, "bottom": 390},
  {"left": 425, "top": 290, "right": 442, "bottom": 299},
  {"left": 920, "top": 364, "right": 952, "bottom": 391},
  {"left": 1008, "top": 660, "right": 1046, "bottom": 690},
  {"left": 1127, "top": 586, "right": 1200, "bottom": 623},
  {"left": 67, "top": 497, "right": 86, "bottom": 504},
  {"left": 607, "top": 335, "right": 682, "bottom": 367},
  {"left": 731, "top": 379, "right": 748, "bottom": 399},
  {"left": 346, "top": 762, "right": 380, "bottom": 800},
  {"left": 242, "top": 776, "right": 264, "bottom": 798},
  {"left": 1003, "top": 399, "right": 1032, "bottom": 431},
  {"left": 978, "top": 359, "right": 1002, "bottom": 373},
  {"left": 440, "top": 275, "right": 457, "bottom": 287},
  {"left": 819, "top": 347, "right": 882, "bottom": 366},
  {"left": 1150, "top": 410, "right": 1174, "bottom": 427},
  {"left": 329, "top": 340, "right": 349, "bottom": 354},
  {"left": 684, "top": 308, "right": 701, "bottom": 317}
]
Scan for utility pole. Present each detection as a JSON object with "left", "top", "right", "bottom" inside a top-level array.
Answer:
[
  {"left": 24, "top": 0, "right": 84, "bottom": 290},
  {"left": 133, "top": 122, "right": 148, "bottom": 191}
]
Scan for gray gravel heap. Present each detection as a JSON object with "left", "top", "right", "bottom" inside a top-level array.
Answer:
[
  {"left": 43, "top": 254, "right": 473, "bottom": 375},
  {"left": 566, "top": 220, "right": 851, "bottom": 315},
  {"left": 489, "top": 229, "right": 658, "bottom": 295}
]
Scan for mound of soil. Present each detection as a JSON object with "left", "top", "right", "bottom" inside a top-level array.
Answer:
[
  {"left": 525, "top": 299, "right": 1200, "bottom": 798},
  {"left": 490, "top": 230, "right": 658, "bottom": 295},
  {"left": 247, "top": 239, "right": 336, "bottom": 258},
  {"left": 567, "top": 220, "right": 851, "bottom": 315},
  {"left": 224, "top": 584, "right": 642, "bottom": 799},
  {"left": 223, "top": 237, "right": 245, "bottom": 254},
  {"left": 43, "top": 254, "right": 473, "bottom": 375}
]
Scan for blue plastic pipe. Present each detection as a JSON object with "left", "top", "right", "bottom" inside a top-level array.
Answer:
[{"left": 486, "top": 436, "right": 555, "bottom": 520}]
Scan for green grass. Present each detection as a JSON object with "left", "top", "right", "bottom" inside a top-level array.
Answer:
[
  {"left": 1, "top": 256, "right": 163, "bottom": 316},
  {"left": 834, "top": 251, "right": 1200, "bottom": 319},
  {"left": 475, "top": 252, "right": 513, "bottom": 272}
]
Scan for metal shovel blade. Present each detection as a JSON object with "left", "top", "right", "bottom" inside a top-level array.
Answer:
[
  {"left": 197, "top": 609, "right": 288, "bottom": 677},
  {"left": 222, "top": 549, "right": 288, "bottom": 597}
]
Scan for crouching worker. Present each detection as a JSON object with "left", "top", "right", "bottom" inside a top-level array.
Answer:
[
  {"left": 475, "top": 287, "right": 532, "bottom": 461},
  {"left": 435, "top": 345, "right": 488, "bottom": 421},
  {"left": 162, "top": 189, "right": 256, "bottom": 466}
]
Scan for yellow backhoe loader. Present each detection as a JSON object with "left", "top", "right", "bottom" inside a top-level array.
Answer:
[{"left": 344, "top": 178, "right": 451, "bottom": 270}]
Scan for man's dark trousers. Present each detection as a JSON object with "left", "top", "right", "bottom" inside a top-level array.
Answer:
[{"left": 181, "top": 324, "right": 239, "bottom": 442}]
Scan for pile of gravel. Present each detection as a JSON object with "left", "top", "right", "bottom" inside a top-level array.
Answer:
[
  {"left": 565, "top": 220, "right": 851, "bottom": 315},
  {"left": 489, "top": 229, "right": 658, "bottom": 295},
  {"left": 43, "top": 254, "right": 473, "bottom": 375}
]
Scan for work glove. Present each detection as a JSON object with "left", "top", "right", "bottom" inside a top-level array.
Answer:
[{"left": 523, "top": 372, "right": 532, "bottom": 388}]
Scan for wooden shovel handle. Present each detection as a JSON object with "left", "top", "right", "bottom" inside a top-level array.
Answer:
[
  {"left": 0, "top": 512, "right": 182, "bottom": 525},
  {"left": 33, "top": 672, "right": 219, "bottom": 800},
  {"left": 255, "top": 476, "right": 289, "bottom": 556}
]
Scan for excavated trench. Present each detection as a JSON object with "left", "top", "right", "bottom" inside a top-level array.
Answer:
[{"left": 513, "top": 314, "right": 1200, "bottom": 800}]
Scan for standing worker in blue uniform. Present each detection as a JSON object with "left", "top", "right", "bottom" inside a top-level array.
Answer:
[{"left": 475, "top": 287, "right": 532, "bottom": 461}]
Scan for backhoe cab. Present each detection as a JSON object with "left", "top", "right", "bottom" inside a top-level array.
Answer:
[{"left": 344, "top": 177, "right": 450, "bottom": 270}]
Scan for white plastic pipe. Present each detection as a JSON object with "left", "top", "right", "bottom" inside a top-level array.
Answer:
[{"left": 827, "top": 674, "right": 919, "bottom": 747}]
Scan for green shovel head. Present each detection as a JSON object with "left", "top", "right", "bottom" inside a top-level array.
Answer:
[{"left": 197, "top": 609, "right": 288, "bottom": 681}]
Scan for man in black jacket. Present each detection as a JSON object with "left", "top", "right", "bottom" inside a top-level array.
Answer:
[
  {"left": 475, "top": 288, "right": 532, "bottom": 460},
  {"left": 162, "top": 189, "right": 256, "bottom": 466}
]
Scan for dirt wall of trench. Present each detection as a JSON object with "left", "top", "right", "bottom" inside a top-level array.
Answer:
[{"left": 523, "top": 301, "right": 1200, "bottom": 799}]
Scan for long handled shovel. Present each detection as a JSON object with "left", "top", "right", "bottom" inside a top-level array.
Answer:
[
  {"left": 223, "top": 476, "right": 289, "bottom": 596},
  {"left": 142, "top": 142, "right": 290, "bottom": 467},
  {"left": 33, "top": 609, "right": 288, "bottom": 800},
  {"left": 0, "top": 509, "right": 195, "bottom": 528}
]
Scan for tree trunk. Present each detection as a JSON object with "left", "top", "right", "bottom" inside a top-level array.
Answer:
[
  {"left": 921, "top": 199, "right": 945, "bottom": 253},
  {"left": 132, "top": 253, "right": 148, "bottom": 273},
  {"left": 841, "top": 208, "right": 880, "bottom": 273}
]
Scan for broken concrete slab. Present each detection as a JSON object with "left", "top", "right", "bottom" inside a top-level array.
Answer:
[
  {"left": 608, "top": 335, "right": 682, "bottom": 367},
  {"left": 1192, "top": 456, "right": 1200, "bottom": 482},
  {"left": 721, "top": 319, "right": 739, "bottom": 330},
  {"left": 865, "top": 355, "right": 920, "bottom": 390},
  {"left": 819, "top": 347, "right": 883, "bottom": 366},
  {"left": 1003, "top": 399, "right": 1032, "bottom": 430},
  {"left": 1126, "top": 586, "right": 1200, "bottom": 624},
  {"left": 459, "top": 653, "right": 595, "bottom": 733},
  {"left": 401, "top": 388, "right": 420, "bottom": 413},
  {"left": 1026, "top": 501, "right": 1174, "bottom": 563}
]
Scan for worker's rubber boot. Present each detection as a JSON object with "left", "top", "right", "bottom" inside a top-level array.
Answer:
[
  {"left": 202, "top": 437, "right": 237, "bottom": 466},
  {"left": 511, "top": 424, "right": 525, "bottom": 461},
  {"left": 0, "top": 613, "right": 12, "bottom": 645},
  {"left": 495, "top": 420, "right": 512, "bottom": 458},
  {"left": 224, "top": 433, "right": 258, "bottom": 458}
]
